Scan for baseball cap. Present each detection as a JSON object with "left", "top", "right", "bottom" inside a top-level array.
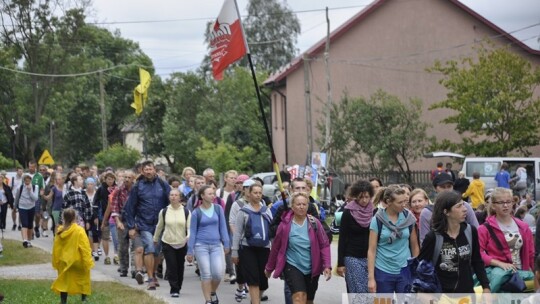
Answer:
[
  {"left": 236, "top": 174, "right": 249, "bottom": 184},
  {"left": 242, "top": 179, "right": 256, "bottom": 187},
  {"left": 432, "top": 174, "right": 454, "bottom": 188}
]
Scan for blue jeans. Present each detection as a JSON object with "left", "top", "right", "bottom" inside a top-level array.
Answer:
[
  {"left": 194, "top": 243, "right": 224, "bottom": 281},
  {"left": 109, "top": 222, "right": 119, "bottom": 253},
  {"left": 284, "top": 281, "right": 292, "bottom": 304},
  {"left": 375, "top": 267, "right": 407, "bottom": 293}
]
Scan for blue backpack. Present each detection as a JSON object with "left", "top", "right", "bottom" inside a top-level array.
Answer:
[{"left": 240, "top": 206, "right": 271, "bottom": 247}]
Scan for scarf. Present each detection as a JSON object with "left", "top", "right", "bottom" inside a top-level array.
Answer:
[
  {"left": 375, "top": 208, "right": 416, "bottom": 244},
  {"left": 344, "top": 200, "right": 373, "bottom": 228}
]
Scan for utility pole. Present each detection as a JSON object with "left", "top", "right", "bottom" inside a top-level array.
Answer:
[
  {"left": 303, "top": 55, "right": 313, "bottom": 161},
  {"left": 99, "top": 71, "right": 108, "bottom": 150},
  {"left": 50, "top": 120, "right": 54, "bottom": 156},
  {"left": 10, "top": 119, "right": 18, "bottom": 170},
  {"left": 323, "top": 7, "right": 333, "bottom": 167}
]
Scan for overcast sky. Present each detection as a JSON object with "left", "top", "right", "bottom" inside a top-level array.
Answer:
[{"left": 88, "top": 0, "right": 540, "bottom": 78}]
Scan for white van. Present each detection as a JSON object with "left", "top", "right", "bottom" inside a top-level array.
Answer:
[{"left": 461, "top": 157, "right": 540, "bottom": 200}]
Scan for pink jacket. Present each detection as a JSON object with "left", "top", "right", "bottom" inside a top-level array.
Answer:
[
  {"left": 477, "top": 215, "right": 535, "bottom": 271},
  {"left": 265, "top": 212, "right": 331, "bottom": 278}
]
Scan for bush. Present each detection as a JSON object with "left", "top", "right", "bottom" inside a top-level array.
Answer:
[
  {"left": 94, "top": 144, "right": 141, "bottom": 169},
  {"left": 0, "top": 152, "right": 21, "bottom": 170}
]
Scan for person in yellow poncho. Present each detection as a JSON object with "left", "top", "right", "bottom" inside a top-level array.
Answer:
[
  {"left": 51, "top": 208, "right": 94, "bottom": 303},
  {"left": 462, "top": 171, "right": 485, "bottom": 209}
]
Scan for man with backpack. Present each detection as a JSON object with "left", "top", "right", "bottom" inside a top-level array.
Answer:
[{"left": 123, "top": 160, "right": 171, "bottom": 290}]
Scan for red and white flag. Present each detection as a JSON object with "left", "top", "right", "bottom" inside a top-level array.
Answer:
[{"left": 210, "top": 0, "right": 247, "bottom": 80}]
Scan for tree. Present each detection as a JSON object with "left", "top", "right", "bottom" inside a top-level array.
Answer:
[
  {"left": 429, "top": 46, "right": 540, "bottom": 156},
  {"left": 195, "top": 138, "right": 256, "bottom": 174},
  {"left": 244, "top": 0, "right": 300, "bottom": 72},
  {"left": 94, "top": 143, "right": 140, "bottom": 169},
  {"left": 319, "top": 90, "right": 433, "bottom": 182}
]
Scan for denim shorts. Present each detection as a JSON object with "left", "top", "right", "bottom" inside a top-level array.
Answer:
[{"left": 136, "top": 230, "right": 161, "bottom": 256}]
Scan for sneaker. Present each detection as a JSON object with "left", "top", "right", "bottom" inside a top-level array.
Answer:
[
  {"left": 104, "top": 257, "right": 111, "bottom": 265},
  {"left": 153, "top": 277, "right": 160, "bottom": 287},
  {"left": 97, "top": 248, "right": 103, "bottom": 256},
  {"left": 235, "top": 288, "right": 244, "bottom": 302},
  {"left": 23, "top": 241, "right": 28, "bottom": 248},
  {"left": 171, "top": 293, "right": 179, "bottom": 298},
  {"left": 34, "top": 227, "right": 40, "bottom": 238},
  {"left": 147, "top": 281, "right": 156, "bottom": 290},
  {"left": 92, "top": 251, "right": 99, "bottom": 261},
  {"left": 12, "top": 224, "right": 16, "bottom": 231},
  {"left": 229, "top": 274, "right": 237, "bottom": 284},
  {"left": 113, "top": 255, "right": 119, "bottom": 265},
  {"left": 17, "top": 225, "right": 21, "bottom": 231},
  {"left": 243, "top": 287, "right": 247, "bottom": 298},
  {"left": 131, "top": 271, "right": 136, "bottom": 279},
  {"left": 261, "top": 294, "right": 269, "bottom": 301},
  {"left": 135, "top": 271, "right": 144, "bottom": 285},
  {"left": 119, "top": 271, "right": 128, "bottom": 277},
  {"left": 210, "top": 292, "right": 219, "bottom": 304},
  {"left": 27, "top": 242, "right": 32, "bottom": 248},
  {"left": 42, "top": 231, "right": 49, "bottom": 237},
  {"left": 224, "top": 274, "right": 231, "bottom": 282}
]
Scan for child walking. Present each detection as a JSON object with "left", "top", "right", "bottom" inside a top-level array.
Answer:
[{"left": 51, "top": 208, "right": 94, "bottom": 303}]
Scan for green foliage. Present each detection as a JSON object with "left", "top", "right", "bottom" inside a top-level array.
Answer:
[
  {"left": 244, "top": 0, "right": 301, "bottom": 72},
  {"left": 94, "top": 143, "right": 140, "bottom": 169},
  {"left": 195, "top": 138, "right": 256, "bottom": 174},
  {"left": 318, "top": 90, "right": 433, "bottom": 182},
  {"left": 429, "top": 45, "right": 540, "bottom": 156},
  {"left": 159, "top": 68, "right": 271, "bottom": 173},
  {"left": 0, "top": 153, "right": 21, "bottom": 170}
]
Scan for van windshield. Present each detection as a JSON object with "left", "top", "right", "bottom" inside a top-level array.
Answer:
[{"left": 465, "top": 161, "right": 500, "bottom": 177}]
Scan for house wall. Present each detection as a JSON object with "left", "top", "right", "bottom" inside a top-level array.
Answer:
[{"left": 277, "top": 0, "right": 540, "bottom": 170}]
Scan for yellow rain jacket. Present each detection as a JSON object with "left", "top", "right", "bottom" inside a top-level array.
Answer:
[
  {"left": 462, "top": 179, "right": 485, "bottom": 209},
  {"left": 51, "top": 224, "right": 94, "bottom": 295}
]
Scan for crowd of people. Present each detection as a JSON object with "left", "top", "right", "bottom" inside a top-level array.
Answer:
[{"left": 2, "top": 160, "right": 540, "bottom": 303}]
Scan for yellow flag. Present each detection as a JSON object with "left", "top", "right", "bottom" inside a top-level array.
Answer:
[{"left": 131, "top": 68, "right": 151, "bottom": 116}]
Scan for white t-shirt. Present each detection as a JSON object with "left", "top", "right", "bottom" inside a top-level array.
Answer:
[{"left": 497, "top": 219, "right": 523, "bottom": 269}]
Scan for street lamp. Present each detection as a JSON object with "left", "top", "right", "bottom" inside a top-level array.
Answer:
[{"left": 10, "top": 119, "right": 18, "bottom": 170}]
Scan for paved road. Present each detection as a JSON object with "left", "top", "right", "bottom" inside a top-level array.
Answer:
[{"left": 0, "top": 215, "right": 347, "bottom": 303}]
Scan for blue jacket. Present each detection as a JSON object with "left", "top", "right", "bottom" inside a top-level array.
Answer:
[{"left": 124, "top": 176, "right": 171, "bottom": 233}]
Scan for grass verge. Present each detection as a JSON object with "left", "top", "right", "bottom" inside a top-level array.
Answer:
[
  {"left": 0, "top": 279, "right": 167, "bottom": 304},
  {"left": 0, "top": 239, "right": 51, "bottom": 266}
]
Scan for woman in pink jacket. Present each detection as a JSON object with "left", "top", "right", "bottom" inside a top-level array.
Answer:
[
  {"left": 265, "top": 192, "right": 331, "bottom": 304},
  {"left": 478, "top": 187, "right": 535, "bottom": 292}
]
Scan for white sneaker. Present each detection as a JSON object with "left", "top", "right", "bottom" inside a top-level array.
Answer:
[{"left": 224, "top": 274, "right": 231, "bottom": 282}]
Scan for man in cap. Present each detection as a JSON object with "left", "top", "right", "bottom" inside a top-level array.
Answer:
[{"left": 418, "top": 173, "right": 479, "bottom": 245}]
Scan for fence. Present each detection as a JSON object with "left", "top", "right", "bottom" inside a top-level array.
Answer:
[{"left": 329, "top": 170, "right": 435, "bottom": 197}]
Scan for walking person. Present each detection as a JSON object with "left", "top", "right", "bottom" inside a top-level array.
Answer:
[
  {"left": 51, "top": 208, "right": 94, "bottom": 304},
  {"left": 43, "top": 173, "right": 64, "bottom": 235},
  {"left": 154, "top": 189, "right": 191, "bottom": 298},
  {"left": 478, "top": 187, "right": 535, "bottom": 292},
  {"left": 367, "top": 185, "right": 420, "bottom": 293},
  {"left": 0, "top": 172, "right": 14, "bottom": 233},
  {"left": 110, "top": 170, "right": 136, "bottom": 277},
  {"left": 337, "top": 180, "right": 374, "bottom": 293},
  {"left": 94, "top": 172, "right": 117, "bottom": 265},
  {"left": 186, "top": 185, "right": 230, "bottom": 304},
  {"left": 418, "top": 191, "right": 490, "bottom": 294},
  {"left": 232, "top": 184, "right": 273, "bottom": 304},
  {"left": 265, "top": 192, "right": 332, "bottom": 304},
  {"left": 9, "top": 167, "right": 24, "bottom": 231},
  {"left": 14, "top": 174, "right": 39, "bottom": 247},
  {"left": 124, "top": 160, "right": 171, "bottom": 290},
  {"left": 62, "top": 175, "right": 93, "bottom": 232}
]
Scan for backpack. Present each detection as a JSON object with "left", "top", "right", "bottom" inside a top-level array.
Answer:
[
  {"left": 161, "top": 206, "right": 190, "bottom": 236},
  {"left": 376, "top": 209, "right": 414, "bottom": 243},
  {"left": 432, "top": 224, "right": 472, "bottom": 265},
  {"left": 195, "top": 203, "right": 223, "bottom": 229},
  {"left": 240, "top": 205, "right": 271, "bottom": 247}
]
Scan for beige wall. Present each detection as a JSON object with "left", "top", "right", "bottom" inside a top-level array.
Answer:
[{"left": 275, "top": 0, "right": 540, "bottom": 170}]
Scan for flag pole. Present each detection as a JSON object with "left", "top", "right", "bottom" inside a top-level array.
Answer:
[{"left": 233, "top": 0, "right": 286, "bottom": 198}]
